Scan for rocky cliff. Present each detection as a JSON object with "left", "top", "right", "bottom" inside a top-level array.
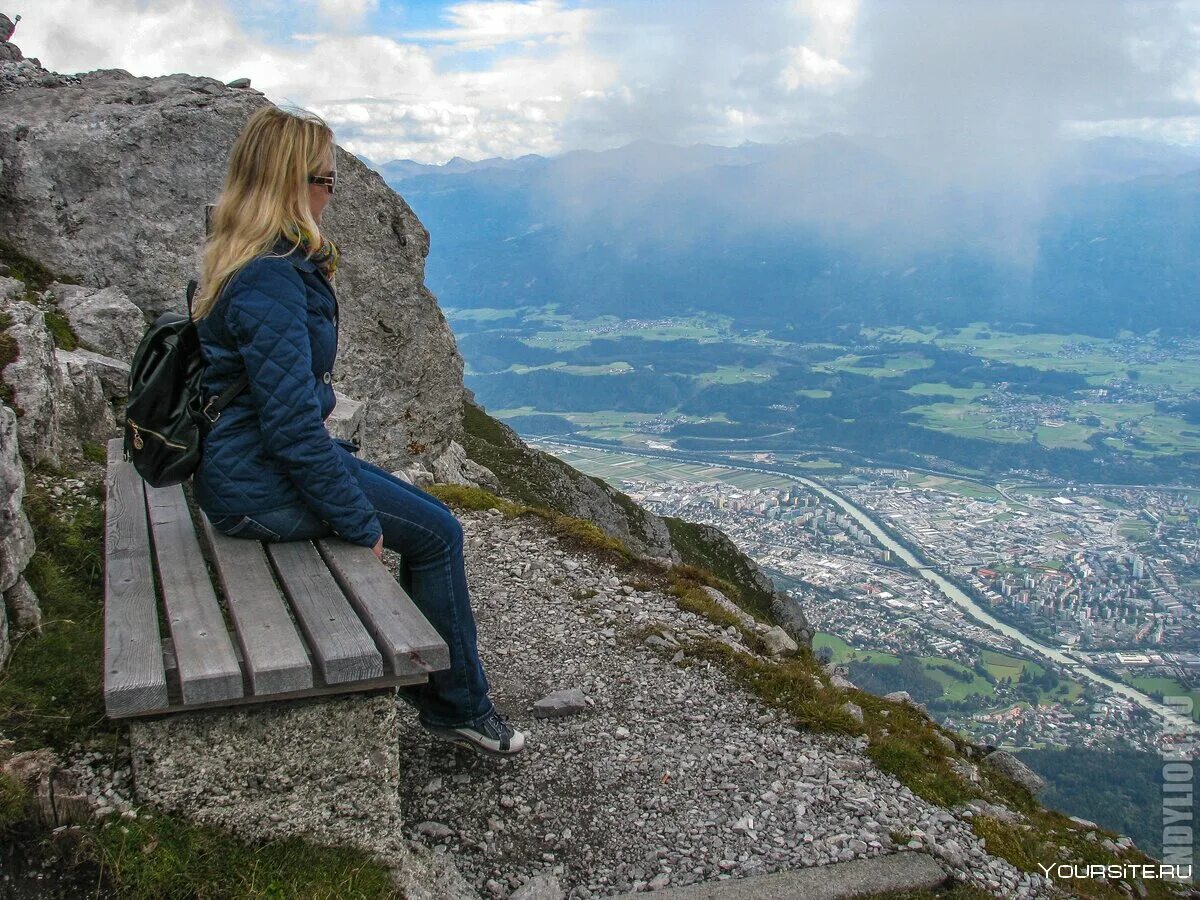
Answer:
[{"left": 0, "top": 22, "right": 808, "bottom": 648}]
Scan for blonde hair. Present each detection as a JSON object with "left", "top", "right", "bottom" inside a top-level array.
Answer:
[{"left": 193, "top": 105, "right": 334, "bottom": 319}]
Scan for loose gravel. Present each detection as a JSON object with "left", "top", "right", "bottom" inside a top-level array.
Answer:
[{"left": 391, "top": 509, "right": 1060, "bottom": 898}]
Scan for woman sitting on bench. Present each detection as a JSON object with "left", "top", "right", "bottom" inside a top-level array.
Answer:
[{"left": 188, "top": 105, "right": 524, "bottom": 757}]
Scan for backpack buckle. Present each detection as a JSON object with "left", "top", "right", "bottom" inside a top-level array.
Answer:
[{"left": 203, "top": 396, "right": 222, "bottom": 424}]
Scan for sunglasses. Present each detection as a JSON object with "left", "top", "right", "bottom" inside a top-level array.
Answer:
[{"left": 308, "top": 169, "right": 337, "bottom": 195}]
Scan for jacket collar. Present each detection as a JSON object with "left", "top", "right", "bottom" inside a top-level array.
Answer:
[{"left": 271, "top": 234, "right": 317, "bottom": 273}]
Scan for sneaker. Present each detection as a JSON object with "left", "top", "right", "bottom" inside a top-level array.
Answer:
[{"left": 419, "top": 707, "right": 526, "bottom": 757}]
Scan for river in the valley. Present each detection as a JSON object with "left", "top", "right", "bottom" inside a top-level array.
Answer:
[{"left": 537, "top": 438, "right": 1197, "bottom": 735}]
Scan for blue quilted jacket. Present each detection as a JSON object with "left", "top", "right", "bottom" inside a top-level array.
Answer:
[{"left": 193, "top": 237, "right": 383, "bottom": 547}]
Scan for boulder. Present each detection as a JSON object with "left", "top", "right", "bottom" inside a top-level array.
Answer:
[
  {"left": 982, "top": 749, "right": 1046, "bottom": 795},
  {"left": 0, "top": 69, "right": 464, "bottom": 474},
  {"left": 1, "top": 298, "right": 69, "bottom": 465},
  {"left": 325, "top": 390, "right": 367, "bottom": 454},
  {"left": 841, "top": 701, "right": 864, "bottom": 724},
  {"left": 57, "top": 349, "right": 117, "bottom": 448},
  {"left": 700, "top": 585, "right": 758, "bottom": 631},
  {"left": 47, "top": 283, "right": 145, "bottom": 362},
  {"left": 4, "top": 574, "right": 40, "bottom": 634},
  {"left": 60, "top": 348, "right": 129, "bottom": 400},
  {"left": 761, "top": 625, "right": 799, "bottom": 657},
  {"left": 429, "top": 438, "right": 501, "bottom": 492},
  {"left": 0, "top": 402, "right": 34, "bottom": 592}
]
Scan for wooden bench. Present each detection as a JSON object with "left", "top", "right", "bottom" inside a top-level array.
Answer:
[{"left": 102, "top": 438, "right": 451, "bottom": 718}]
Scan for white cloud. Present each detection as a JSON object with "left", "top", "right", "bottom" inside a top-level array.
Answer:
[
  {"left": 12, "top": 0, "right": 1200, "bottom": 168},
  {"left": 398, "top": 0, "right": 595, "bottom": 52},
  {"left": 778, "top": 44, "right": 851, "bottom": 90}
]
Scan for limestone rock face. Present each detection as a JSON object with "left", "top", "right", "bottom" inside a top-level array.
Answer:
[
  {"left": 0, "top": 401, "right": 36, "bottom": 664},
  {"left": 0, "top": 66, "right": 463, "bottom": 473},
  {"left": 46, "top": 283, "right": 145, "bottom": 362},
  {"left": 0, "top": 297, "right": 112, "bottom": 467},
  {"left": 1, "top": 299, "right": 67, "bottom": 467},
  {"left": 56, "top": 348, "right": 118, "bottom": 448}
]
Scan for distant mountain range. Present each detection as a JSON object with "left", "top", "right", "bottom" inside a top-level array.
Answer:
[{"left": 364, "top": 136, "right": 1200, "bottom": 336}]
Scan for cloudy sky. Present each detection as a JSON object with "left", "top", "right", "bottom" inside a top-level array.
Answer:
[{"left": 14, "top": 0, "right": 1200, "bottom": 165}]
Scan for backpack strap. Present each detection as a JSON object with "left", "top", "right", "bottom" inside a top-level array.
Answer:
[
  {"left": 188, "top": 276, "right": 251, "bottom": 423},
  {"left": 202, "top": 372, "right": 250, "bottom": 424}
]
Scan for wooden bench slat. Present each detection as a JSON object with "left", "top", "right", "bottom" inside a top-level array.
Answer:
[
  {"left": 316, "top": 540, "right": 451, "bottom": 677},
  {"left": 144, "top": 483, "right": 245, "bottom": 705},
  {"left": 266, "top": 541, "right": 384, "bottom": 684},
  {"left": 201, "top": 515, "right": 314, "bottom": 696},
  {"left": 103, "top": 439, "right": 170, "bottom": 716}
]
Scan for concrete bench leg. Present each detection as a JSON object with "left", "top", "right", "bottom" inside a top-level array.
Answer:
[{"left": 128, "top": 691, "right": 478, "bottom": 900}]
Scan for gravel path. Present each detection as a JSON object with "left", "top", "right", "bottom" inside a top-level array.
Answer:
[{"left": 392, "top": 509, "right": 1058, "bottom": 899}]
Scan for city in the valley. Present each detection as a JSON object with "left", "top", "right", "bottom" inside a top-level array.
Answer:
[{"left": 533, "top": 440, "right": 1200, "bottom": 759}]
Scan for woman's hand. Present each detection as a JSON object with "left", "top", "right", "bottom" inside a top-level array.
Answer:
[{"left": 372, "top": 535, "right": 384, "bottom": 560}]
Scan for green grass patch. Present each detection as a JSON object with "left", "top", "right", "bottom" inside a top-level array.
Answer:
[
  {"left": 0, "top": 241, "right": 70, "bottom": 293},
  {"left": 970, "top": 812, "right": 1179, "bottom": 899},
  {"left": 0, "top": 771, "right": 30, "bottom": 833},
  {"left": 0, "top": 472, "right": 113, "bottom": 751},
  {"left": 82, "top": 813, "right": 399, "bottom": 899},
  {"left": 1128, "top": 676, "right": 1200, "bottom": 723},
  {"left": 43, "top": 311, "right": 78, "bottom": 352}
]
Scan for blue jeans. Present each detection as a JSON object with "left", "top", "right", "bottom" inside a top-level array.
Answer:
[{"left": 207, "top": 458, "right": 494, "bottom": 728}]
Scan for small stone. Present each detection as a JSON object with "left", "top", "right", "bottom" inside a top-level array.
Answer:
[
  {"left": 415, "top": 820, "right": 453, "bottom": 840},
  {"left": 532, "top": 687, "right": 588, "bottom": 719}
]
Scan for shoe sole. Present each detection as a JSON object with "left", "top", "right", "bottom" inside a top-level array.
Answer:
[{"left": 420, "top": 722, "right": 525, "bottom": 757}]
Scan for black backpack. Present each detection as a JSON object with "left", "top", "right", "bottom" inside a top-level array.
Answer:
[{"left": 123, "top": 279, "right": 249, "bottom": 487}]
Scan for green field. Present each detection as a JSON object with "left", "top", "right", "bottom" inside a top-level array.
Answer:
[
  {"left": 813, "top": 635, "right": 991, "bottom": 701},
  {"left": 1128, "top": 676, "right": 1200, "bottom": 723},
  {"left": 812, "top": 637, "right": 1083, "bottom": 705},
  {"left": 463, "top": 309, "right": 1200, "bottom": 472}
]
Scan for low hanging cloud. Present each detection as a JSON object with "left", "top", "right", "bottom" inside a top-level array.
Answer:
[{"left": 16, "top": 0, "right": 1200, "bottom": 169}]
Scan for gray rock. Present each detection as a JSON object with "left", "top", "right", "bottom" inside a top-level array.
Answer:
[
  {"left": 949, "top": 758, "right": 979, "bottom": 784},
  {"left": 700, "top": 585, "right": 757, "bottom": 630},
  {"left": 932, "top": 732, "right": 956, "bottom": 754},
  {"left": 1, "top": 299, "right": 70, "bottom": 466},
  {"left": 56, "top": 349, "right": 117, "bottom": 448},
  {"left": 0, "top": 71, "right": 463, "bottom": 477},
  {"left": 130, "top": 693, "right": 479, "bottom": 899},
  {"left": 533, "top": 687, "right": 588, "bottom": 718},
  {"left": 226, "top": 77, "right": 252, "bottom": 89},
  {"left": 0, "top": 403, "right": 34, "bottom": 595},
  {"left": 982, "top": 750, "right": 1045, "bottom": 795},
  {"left": 428, "top": 437, "right": 501, "bottom": 492},
  {"left": 47, "top": 283, "right": 145, "bottom": 362},
  {"left": 325, "top": 390, "right": 366, "bottom": 454},
  {"left": 884, "top": 691, "right": 912, "bottom": 703},
  {"left": 829, "top": 674, "right": 856, "bottom": 691},
  {"left": 511, "top": 874, "right": 564, "bottom": 900},
  {"left": 60, "top": 348, "right": 129, "bottom": 400},
  {"left": 0, "top": 276, "right": 23, "bottom": 302},
  {"left": 4, "top": 574, "right": 40, "bottom": 634},
  {"left": 841, "top": 702, "right": 864, "bottom": 724},
  {"left": 416, "top": 820, "right": 455, "bottom": 841},
  {"left": 0, "top": 13, "right": 16, "bottom": 43},
  {"left": 761, "top": 625, "right": 799, "bottom": 656}
]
